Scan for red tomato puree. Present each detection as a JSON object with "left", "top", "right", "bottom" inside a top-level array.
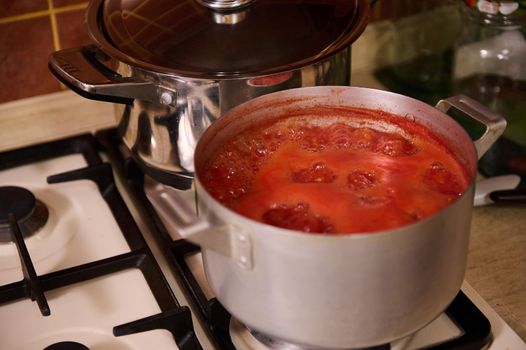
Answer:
[{"left": 200, "top": 107, "right": 470, "bottom": 234}]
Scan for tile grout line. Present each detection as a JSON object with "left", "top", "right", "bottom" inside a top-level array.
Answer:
[
  {"left": 48, "top": 0, "right": 66, "bottom": 90},
  {"left": 48, "top": 0, "right": 60, "bottom": 52},
  {"left": 0, "top": 9, "right": 50, "bottom": 24},
  {"left": 0, "top": 3, "right": 88, "bottom": 24}
]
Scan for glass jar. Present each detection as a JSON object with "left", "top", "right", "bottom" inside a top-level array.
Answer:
[
  {"left": 453, "top": 0, "right": 526, "bottom": 177},
  {"left": 390, "top": 0, "right": 461, "bottom": 93}
]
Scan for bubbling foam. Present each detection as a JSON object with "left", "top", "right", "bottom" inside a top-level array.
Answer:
[{"left": 200, "top": 109, "right": 469, "bottom": 234}]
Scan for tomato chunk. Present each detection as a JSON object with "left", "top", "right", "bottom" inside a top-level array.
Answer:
[
  {"left": 347, "top": 170, "right": 378, "bottom": 190},
  {"left": 423, "top": 162, "right": 464, "bottom": 197},
  {"left": 292, "top": 162, "right": 336, "bottom": 183},
  {"left": 262, "top": 203, "right": 334, "bottom": 233}
]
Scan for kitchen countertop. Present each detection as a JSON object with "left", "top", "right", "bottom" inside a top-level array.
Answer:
[{"left": 0, "top": 71, "right": 525, "bottom": 343}]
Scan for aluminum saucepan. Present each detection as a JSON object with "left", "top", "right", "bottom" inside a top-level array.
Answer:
[
  {"left": 48, "top": 0, "right": 369, "bottom": 189},
  {"left": 148, "top": 86, "right": 506, "bottom": 349}
]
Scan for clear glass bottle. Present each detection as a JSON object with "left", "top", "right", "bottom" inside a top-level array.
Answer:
[{"left": 453, "top": 0, "right": 526, "bottom": 177}]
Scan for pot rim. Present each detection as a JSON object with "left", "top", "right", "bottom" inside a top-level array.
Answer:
[
  {"left": 86, "top": 0, "right": 369, "bottom": 79},
  {"left": 193, "top": 86, "right": 479, "bottom": 238}
]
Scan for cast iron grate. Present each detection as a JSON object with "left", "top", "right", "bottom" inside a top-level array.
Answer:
[
  {"left": 0, "top": 133, "right": 201, "bottom": 350},
  {"left": 97, "top": 129, "right": 492, "bottom": 350}
]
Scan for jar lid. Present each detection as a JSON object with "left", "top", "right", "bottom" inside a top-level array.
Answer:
[
  {"left": 87, "top": 0, "right": 369, "bottom": 78},
  {"left": 465, "top": 0, "right": 526, "bottom": 16}
]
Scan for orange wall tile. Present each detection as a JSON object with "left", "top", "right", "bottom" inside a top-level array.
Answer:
[{"left": 0, "top": 0, "right": 91, "bottom": 103}]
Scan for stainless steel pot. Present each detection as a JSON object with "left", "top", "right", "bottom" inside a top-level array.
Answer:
[
  {"left": 148, "top": 86, "right": 506, "bottom": 349},
  {"left": 48, "top": 0, "right": 369, "bottom": 189}
]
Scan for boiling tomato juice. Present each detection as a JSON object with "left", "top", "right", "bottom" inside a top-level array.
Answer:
[{"left": 200, "top": 107, "right": 470, "bottom": 234}]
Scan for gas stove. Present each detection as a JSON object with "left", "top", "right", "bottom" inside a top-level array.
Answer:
[
  {"left": 0, "top": 129, "right": 524, "bottom": 350},
  {"left": 0, "top": 134, "right": 199, "bottom": 350}
]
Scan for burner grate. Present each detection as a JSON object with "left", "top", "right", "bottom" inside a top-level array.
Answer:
[
  {"left": 0, "top": 133, "right": 202, "bottom": 350},
  {"left": 4, "top": 211, "right": 50, "bottom": 316},
  {"left": 98, "top": 129, "right": 236, "bottom": 350}
]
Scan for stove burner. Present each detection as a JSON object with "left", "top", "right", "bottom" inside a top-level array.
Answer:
[
  {"left": 0, "top": 186, "right": 49, "bottom": 242},
  {"left": 43, "top": 341, "right": 89, "bottom": 350}
]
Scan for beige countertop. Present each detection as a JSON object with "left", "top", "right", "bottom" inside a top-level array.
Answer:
[
  {"left": 0, "top": 90, "right": 115, "bottom": 152},
  {"left": 0, "top": 70, "right": 525, "bottom": 342}
]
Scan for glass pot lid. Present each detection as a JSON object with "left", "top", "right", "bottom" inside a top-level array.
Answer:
[{"left": 87, "top": 0, "right": 369, "bottom": 78}]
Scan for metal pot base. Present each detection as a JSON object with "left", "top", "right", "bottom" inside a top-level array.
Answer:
[{"left": 230, "top": 317, "right": 389, "bottom": 350}]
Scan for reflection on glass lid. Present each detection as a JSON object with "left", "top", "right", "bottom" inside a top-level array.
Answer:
[{"left": 95, "top": 0, "right": 369, "bottom": 77}]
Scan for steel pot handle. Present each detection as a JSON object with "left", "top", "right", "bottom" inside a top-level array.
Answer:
[
  {"left": 147, "top": 184, "right": 253, "bottom": 270},
  {"left": 435, "top": 95, "right": 506, "bottom": 159},
  {"left": 48, "top": 45, "right": 176, "bottom": 106}
]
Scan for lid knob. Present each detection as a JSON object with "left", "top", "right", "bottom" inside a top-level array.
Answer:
[{"left": 196, "top": 0, "right": 254, "bottom": 10}]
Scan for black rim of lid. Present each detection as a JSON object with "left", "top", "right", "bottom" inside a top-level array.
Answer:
[{"left": 87, "top": 0, "right": 369, "bottom": 78}]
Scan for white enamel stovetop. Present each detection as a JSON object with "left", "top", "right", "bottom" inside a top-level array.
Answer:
[{"left": 0, "top": 154, "right": 179, "bottom": 350}]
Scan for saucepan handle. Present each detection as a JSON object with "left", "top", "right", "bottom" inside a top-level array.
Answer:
[
  {"left": 48, "top": 45, "right": 176, "bottom": 106},
  {"left": 435, "top": 95, "right": 507, "bottom": 159},
  {"left": 147, "top": 184, "right": 253, "bottom": 270}
]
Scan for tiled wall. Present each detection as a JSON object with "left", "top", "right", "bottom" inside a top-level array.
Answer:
[{"left": 0, "top": 0, "right": 92, "bottom": 103}]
